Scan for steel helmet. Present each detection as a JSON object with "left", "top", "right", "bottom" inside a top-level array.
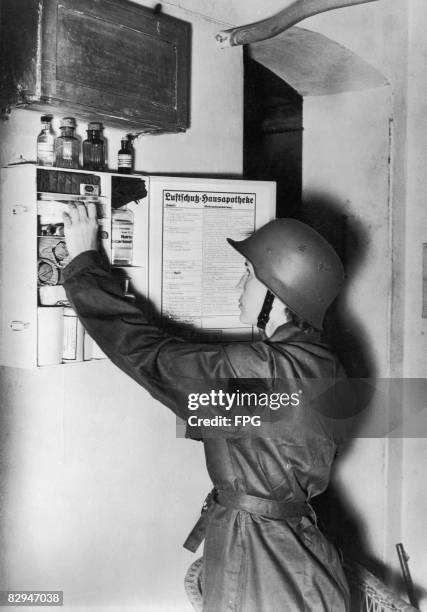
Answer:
[{"left": 227, "top": 219, "right": 344, "bottom": 330}]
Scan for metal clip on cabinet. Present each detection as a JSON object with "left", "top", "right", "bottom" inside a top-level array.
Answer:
[
  {"left": 0, "top": 165, "right": 149, "bottom": 368},
  {"left": 0, "top": 0, "right": 191, "bottom": 132}
]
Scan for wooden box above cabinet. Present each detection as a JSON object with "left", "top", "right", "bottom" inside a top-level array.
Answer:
[{"left": 0, "top": 0, "right": 191, "bottom": 132}]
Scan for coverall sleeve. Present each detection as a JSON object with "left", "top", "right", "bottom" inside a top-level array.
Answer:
[{"left": 63, "top": 250, "right": 243, "bottom": 422}]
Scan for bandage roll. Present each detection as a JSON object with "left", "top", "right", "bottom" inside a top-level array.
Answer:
[
  {"left": 38, "top": 258, "right": 60, "bottom": 286},
  {"left": 38, "top": 236, "right": 71, "bottom": 268},
  {"left": 63, "top": 307, "right": 84, "bottom": 362},
  {"left": 37, "top": 307, "right": 64, "bottom": 366}
]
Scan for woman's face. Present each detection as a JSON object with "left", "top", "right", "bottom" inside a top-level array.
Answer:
[{"left": 237, "top": 261, "right": 267, "bottom": 325}]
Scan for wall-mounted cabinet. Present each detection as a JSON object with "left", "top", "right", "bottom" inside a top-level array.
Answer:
[
  {"left": 0, "top": 165, "right": 276, "bottom": 369},
  {"left": 0, "top": 164, "right": 148, "bottom": 368},
  {"left": 0, "top": 0, "right": 191, "bottom": 133}
]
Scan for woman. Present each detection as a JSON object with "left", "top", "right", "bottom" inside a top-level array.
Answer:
[{"left": 63, "top": 203, "right": 350, "bottom": 611}]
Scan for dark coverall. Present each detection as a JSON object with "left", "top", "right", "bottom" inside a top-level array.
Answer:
[{"left": 64, "top": 250, "right": 351, "bottom": 612}]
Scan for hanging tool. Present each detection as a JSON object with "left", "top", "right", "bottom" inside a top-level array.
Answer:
[
  {"left": 216, "top": 0, "right": 378, "bottom": 48},
  {"left": 396, "top": 543, "right": 419, "bottom": 610}
]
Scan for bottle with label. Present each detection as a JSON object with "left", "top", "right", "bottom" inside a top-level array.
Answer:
[
  {"left": 83, "top": 122, "right": 105, "bottom": 171},
  {"left": 112, "top": 206, "right": 134, "bottom": 265},
  {"left": 55, "top": 117, "right": 79, "bottom": 168},
  {"left": 117, "top": 136, "right": 133, "bottom": 174},
  {"left": 37, "top": 115, "right": 56, "bottom": 166}
]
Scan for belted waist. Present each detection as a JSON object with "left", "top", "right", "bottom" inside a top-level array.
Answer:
[
  {"left": 183, "top": 489, "right": 312, "bottom": 553},
  {"left": 216, "top": 489, "right": 311, "bottom": 519}
]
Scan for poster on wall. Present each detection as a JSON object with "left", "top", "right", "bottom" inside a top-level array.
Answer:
[
  {"left": 161, "top": 189, "right": 256, "bottom": 330},
  {"left": 148, "top": 176, "right": 275, "bottom": 340}
]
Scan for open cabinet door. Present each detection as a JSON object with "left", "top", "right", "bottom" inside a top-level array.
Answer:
[{"left": 0, "top": 166, "right": 38, "bottom": 368}]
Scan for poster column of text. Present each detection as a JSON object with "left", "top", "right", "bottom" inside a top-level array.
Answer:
[{"left": 162, "top": 190, "right": 256, "bottom": 328}]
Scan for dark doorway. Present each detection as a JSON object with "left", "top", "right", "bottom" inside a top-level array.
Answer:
[{"left": 243, "top": 52, "right": 303, "bottom": 218}]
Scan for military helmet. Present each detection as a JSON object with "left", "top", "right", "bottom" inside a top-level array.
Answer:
[{"left": 227, "top": 219, "right": 344, "bottom": 329}]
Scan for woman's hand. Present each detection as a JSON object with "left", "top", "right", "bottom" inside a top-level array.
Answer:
[{"left": 63, "top": 201, "right": 99, "bottom": 260}]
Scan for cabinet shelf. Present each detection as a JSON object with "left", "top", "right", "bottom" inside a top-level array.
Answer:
[{"left": 38, "top": 193, "right": 108, "bottom": 201}]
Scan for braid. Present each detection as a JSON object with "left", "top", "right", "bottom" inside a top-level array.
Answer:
[{"left": 285, "top": 307, "right": 316, "bottom": 335}]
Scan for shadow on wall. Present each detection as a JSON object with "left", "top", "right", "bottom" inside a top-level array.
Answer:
[
  {"left": 298, "top": 194, "right": 379, "bottom": 574},
  {"left": 313, "top": 480, "right": 427, "bottom": 607},
  {"left": 300, "top": 196, "right": 427, "bottom": 604},
  {"left": 299, "top": 192, "right": 375, "bottom": 380}
]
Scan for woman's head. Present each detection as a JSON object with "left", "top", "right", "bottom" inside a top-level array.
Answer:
[{"left": 229, "top": 219, "right": 344, "bottom": 331}]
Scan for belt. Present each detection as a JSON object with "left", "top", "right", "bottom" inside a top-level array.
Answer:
[{"left": 183, "top": 488, "right": 312, "bottom": 553}]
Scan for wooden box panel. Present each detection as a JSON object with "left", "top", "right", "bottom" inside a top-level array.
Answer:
[
  {"left": 1, "top": 0, "right": 191, "bottom": 132},
  {"left": 56, "top": 6, "right": 177, "bottom": 108}
]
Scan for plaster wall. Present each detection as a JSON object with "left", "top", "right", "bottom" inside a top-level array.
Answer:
[
  {"left": 401, "top": 1, "right": 427, "bottom": 608},
  {"left": 301, "top": 0, "right": 426, "bottom": 607},
  {"left": 302, "top": 84, "right": 393, "bottom": 558},
  {"left": 300, "top": 0, "right": 400, "bottom": 574},
  {"left": 404, "top": 0, "right": 427, "bottom": 377},
  {"left": 0, "top": 6, "right": 243, "bottom": 611}
]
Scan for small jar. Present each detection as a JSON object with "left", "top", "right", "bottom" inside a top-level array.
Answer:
[
  {"left": 55, "top": 117, "right": 79, "bottom": 168},
  {"left": 117, "top": 137, "right": 133, "bottom": 174},
  {"left": 37, "top": 115, "right": 56, "bottom": 166},
  {"left": 83, "top": 122, "right": 105, "bottom": 171}
]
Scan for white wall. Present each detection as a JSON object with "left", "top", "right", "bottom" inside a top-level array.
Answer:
[
  {"left": 404, "top": 0, "right": 427, "bottom": 378},
  {"left": 0, "top": 5, "right": 243, "bottom": 611},
  {"left": 301, "top": 0, "right": 398, "bottom": 573},
  {"left": 401, "top": 1, "right": 427, "bottom": 609},
  {"left": 303, "top": 83, "right": 394, "bottom": 556},
  {"left": 301, "top": 0, "right": 427, "bottom": 608}
]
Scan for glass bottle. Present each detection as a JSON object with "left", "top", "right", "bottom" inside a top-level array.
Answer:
[
  {"left": 55, "top": 117, "right": 79, "bottom": 169},
  {"left": 83, "top": 122, "right": 105, "bottom": 171},
  {"left": 112, "top": 206, "right": 134, "bottom": 265},
  {"left": 117, "top": 137, "right": 133, "bottom": 174},
  {"left": 37, "top": 115, "right": 56, "bottom": 166}
]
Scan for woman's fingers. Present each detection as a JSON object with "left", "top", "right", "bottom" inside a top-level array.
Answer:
[
  {"left": 66, "top": 202, "right": 97, "bottom": 223},
  {"left": 76, "top": 201, "right": 89, "bottom": 221},
  {"left": 66, "top": 203, "right": 80, "bottom": 223},
  {"left": 62, "top": 201, "right": 99, "bottom": 259},
  {"left": 86, "top": 201, "right": 98, "bottom": 220},
  {"left": 63, "top": 211, "right": 71, "bottom": 227}
]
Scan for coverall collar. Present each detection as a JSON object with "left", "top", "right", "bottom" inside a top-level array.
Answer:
[{"left": 266, "top": 321, "right": 321, "bottom": 345}]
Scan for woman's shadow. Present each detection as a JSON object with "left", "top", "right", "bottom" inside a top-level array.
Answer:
[{"left": 296, "top": 196, "right": 424, "bottom": 605}]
